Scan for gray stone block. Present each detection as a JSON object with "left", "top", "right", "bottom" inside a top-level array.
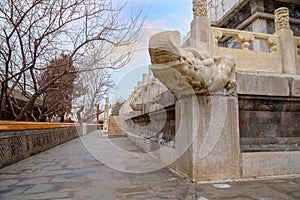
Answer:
[
  {"left": 242, "top": 151, "right": 300, "bottom": 178},
  {"left": 237, "top": 73, "right": 290, "bottom": 96},
  {"left": 292, "top": 77, "right": 300, "bottom": 97}
]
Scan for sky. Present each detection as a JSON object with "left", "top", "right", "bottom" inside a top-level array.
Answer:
[{"left": 110, "top": 0, "right": 193, "bottom": 103}]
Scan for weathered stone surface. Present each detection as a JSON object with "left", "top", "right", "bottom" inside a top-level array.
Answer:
[
  {"left": 237, "top": 72, "right": 290, "bottom": 96},
  {"left": 0, "top": 128, "right": 77, "bottom": 168},
  {"left": 174, "top": 96, "right": 194, "bottom": 179},
  {"left": 149, "top": 30, "right": 236, "bottom": 95},
  {"left": 17, "top": 177, "right": 50, "bottom": 185},
  {"left": 241, "top": 136, "right": 300, "bottom": 152},
  {"left": 24, "top": 183, "right": 60, "bottom": 194},
  {"left": 274, "top": 7, "right": 297, "bottom": 74},
  {"left": 212, "top": 30, "right": 282, "bottom": 73},
  {"left": 192, "top": 0, "right": 207, "bottom": 18},
  {"left": 0, "top": 125, "right": 96, "bottom": 169},
  {"left": 242, "top": 151, "right": 300, "bottom": 178},
  {"left": 173, "top": 95, "right": 241, "bottom": 182},
  {"left": 114, "top": 185, "right": 155, "bottom": 199},
  {"left": 191, "top": 14, "right": 212, "bottom": 51},
  {"left": 239, "top": 95, "right": 300, "bottom": 152},
  {"left": 125, "top": 105, "right": 175, "bottom": 143},
  {"left": 192, "top": 95, "right": 241, "bottom": 182},
  {"left": 158, "top": 144, "right": 175, "bottom": 167},
  {"left": 160, "top": 90, "right": 175, "bottom": 107},
  {"left": 292, "top": 77, "right": 300, "bottom": 97}
]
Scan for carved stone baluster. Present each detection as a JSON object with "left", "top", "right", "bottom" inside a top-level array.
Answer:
[
  {"left": 236, "top": 32, "right": 255, "bottom": 50},
  {"left": 212, "top": 30, "right": 223, "bottom": 46},
  {"left": 191, "top": 0, "right": 211, "bottom": 52},
  {"left": 265, "top": 37, "right": 278, "bottom": 53}
]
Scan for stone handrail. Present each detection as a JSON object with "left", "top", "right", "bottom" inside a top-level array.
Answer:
[
  {"left": 212, "top": 27, "right": 278, "bottom": 52},
  {"left": 211, "top": 27, "right": 281, "bottom": 73}
]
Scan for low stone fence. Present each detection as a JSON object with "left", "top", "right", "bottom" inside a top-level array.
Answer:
[
  {"left": 0, "top": 121, "right": 96, "bottom": 168},
  {"left": 211, "top": 27, "right": 281, "bottom": 73},
  {"left": 125, "top": 105, "right": 175, "bottom": 142},
  {"left": 124, "top": 72, "right": 300, "bottom": 181}
]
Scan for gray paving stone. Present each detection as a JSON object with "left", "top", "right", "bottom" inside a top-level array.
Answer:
[
  {"left": 290, "top": 190, "right": 300, "bottom": 198},
  {"left": 17, "top": 177, "right": 50, "bottom": 185},
  {"left": 50, "top": 174, "right": 90, "bottom": 183},
  {"left": 0, "top": 131, "right": 299, "bottom": 199},
  {"left": 0, "top": 178, "right": 18, "bottom": 187},
  {"left": 60, "top": 180, "right": 97, "bottom": 191},
  {"left": 24, "top": 183, "right": 61, "bottom": 194},
  {"left": 0, "top": 185, "right": 30, "bottom": 196},
  {"left": 41, "top": 165, "right": 64, "bottom": 171},
  {"left": 4, "top": 191, "right": 70, "bottom": 200}
]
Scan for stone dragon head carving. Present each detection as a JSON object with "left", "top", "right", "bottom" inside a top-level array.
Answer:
[{"left": 148, "top": 30, "right": 236, "bottom": 95}]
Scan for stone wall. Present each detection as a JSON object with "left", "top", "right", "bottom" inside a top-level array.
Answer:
[
  {"left": 237, "top": 72, "right": 300, "bottom": 153},
  {"left": 0, "top": 124, "right": 96, "bottom": 168},
  {"left": 222, "top": 2, "right": 252, "bottom": 29},
  {"left": 208, "top": 0, "right": 251, "bottom": 23},
  {"left": 239, "top": 95, "right": 300, "bottom": 152},
  {"left": 242, "top": 151, "right": 300, "bottom": 177},
  {"left": 125, "top": 105, "right": 175, "bottom": 143}
]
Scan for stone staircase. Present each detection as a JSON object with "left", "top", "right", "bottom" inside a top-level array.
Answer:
[{"left": 107, "top": 116, "right": 127, "bottom": 138}]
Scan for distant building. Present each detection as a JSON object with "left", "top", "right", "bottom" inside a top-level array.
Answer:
[{"left": 208, "top": 0, "right": 300, "bottom": 51}]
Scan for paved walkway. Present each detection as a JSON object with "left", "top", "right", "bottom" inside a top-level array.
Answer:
[{"left": 0, "top": 131, "right": 300, "bottom": 200}]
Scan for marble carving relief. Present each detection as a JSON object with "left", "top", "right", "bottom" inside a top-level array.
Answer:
[{"left": 148, "top": 31, "right": 236, "bottom": 95}]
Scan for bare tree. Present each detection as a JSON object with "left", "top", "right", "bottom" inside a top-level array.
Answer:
[
  {"left": 75, "top": 69, "right": 114, "bottom": 122},
  {"left": 38, "top": 54, "right": 77, "bottom": 122},
  {"left": 0, "top": 0, "right": 144, "bottom": 121}
]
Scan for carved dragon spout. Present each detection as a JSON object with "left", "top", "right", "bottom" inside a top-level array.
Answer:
[{"left": 148, "top": 31, "right": 236, "bottom": 95}]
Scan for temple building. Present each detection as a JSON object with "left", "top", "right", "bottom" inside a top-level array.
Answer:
[
  {"left": 206, "top": 0, "right": 300, "bottom": 51},
  {"left": 208, "top": 0, "right": 300, "bottom": 35}
]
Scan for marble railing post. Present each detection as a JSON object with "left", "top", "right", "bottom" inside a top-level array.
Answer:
[
  {"left": 275, "top": 7, "right": 296, "bottom": 74},
  {"left": 175, "top": 93, "right": 241, "bottom": 182},
  {"left": 173, "top": 2, "right": 241, "bottom": 181},
  {"left": 191, "top": 0, "right": 212, "bottom": 53},
  {"left": 103, "top": 97, "right": 109, "bottom": 131}
]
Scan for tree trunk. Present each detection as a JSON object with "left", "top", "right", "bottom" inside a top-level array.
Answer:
[{"left": 15, "top": 93, "right": 38, "bottom": 121}]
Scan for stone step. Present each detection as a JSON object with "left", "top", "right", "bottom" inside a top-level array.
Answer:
[{"left": 108, "top": 116, "right": 127, "bottom": 138}]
